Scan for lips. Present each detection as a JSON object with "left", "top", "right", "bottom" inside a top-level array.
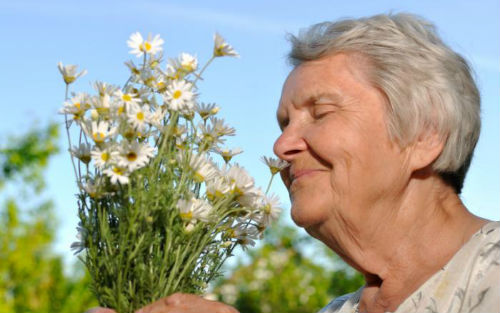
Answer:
[{"left": 289, "top": 168, "right": 325, "bottom": 186}]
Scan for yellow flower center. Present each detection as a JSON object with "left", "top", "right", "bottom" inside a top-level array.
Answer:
[
  {"left": 141, "top": 42, "right": 152, "bottom": 52},
  {"left": 182, "top": 62, "right": 195, "bottom": 72},
  {"left": 270, "top": 166, "right": 280, "bottom": 175},
  {"left": 263, "top": 204, "right": 271, "bottom": 214},
  {"left": 157, "top": 81, "right": 166, "bottom": 91},
  {"left": 96, "top": 107, "right": 109, "bottom": 114},
  {"left": 81, "top": 155, "right": 91, "bottom": 164},
  {"left": 101, "top": 152, "right": 109, "bottom": 162},
  {"left": 127, "top": 152, "right": 138, "bottom": 162},
  {"left": 93, "top": 132, "right": 105, "bottom": 143},
  {"left": 64, "top": 76, "right": 76, "bottom": 84},
  {"left": 215, "top": 46, "right": 224, "bottom": 56},
  {"left": 112, "top": 167, "right": 123, "bottom": 175},
  {"left": 173, "top": 90, "right": 182, "bottom": 99},
  {"left": 74, "top": 102, "right": 81, "bottom": 109},
  {"left": 136, "top": 112, "right": 144, "bottom": 121},
  {"left": 145, "top": 77, "right": 155, "bottom": 87},
  {"left": 124, "top": 130, "right": 134, "bottom": 140},
  {"left": 122, "top": 94, "right": 132, "bottom": 102},
  {"left": 180, "top": 211, "right": 193, "bottom": 220},
  {"left": 194, "top": 172, "right": 205, "bottom": 183},
  {"left": 117, "top": 106, "right": 125, "bottom": 115}
]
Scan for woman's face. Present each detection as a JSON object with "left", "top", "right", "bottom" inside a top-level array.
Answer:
[{"left": 273, "top": 53, "right": 411, "bottom": 232}]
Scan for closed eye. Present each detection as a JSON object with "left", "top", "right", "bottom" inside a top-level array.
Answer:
[{"left": 312, "top": 104, "right": 336, "bottom": 119}]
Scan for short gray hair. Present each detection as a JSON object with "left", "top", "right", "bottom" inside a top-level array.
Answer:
[{"left": 287, "top": 13, "right": 480, "bottom": 193}]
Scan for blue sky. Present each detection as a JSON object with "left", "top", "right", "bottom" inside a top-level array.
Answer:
[{"left": 0, "top": 0, "right": 498, "bottom": 265}]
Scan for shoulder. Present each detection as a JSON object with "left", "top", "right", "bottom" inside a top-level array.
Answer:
[
  {"left": 471, "top": 220, "right": 500, "bottom": 267},
  {"left": 444, "top": 221, "right": 500, "bottom": 313}
]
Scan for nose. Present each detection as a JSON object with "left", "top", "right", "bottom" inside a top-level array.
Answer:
[{"left": 273, "top": 124, "right": 307, "bottom": 162}]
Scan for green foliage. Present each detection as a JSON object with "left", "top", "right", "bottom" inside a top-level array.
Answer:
[
  {"left": 0, "top": 123, "right": 59, "bottom": 192},
  {"left": 213, "top": 223, "right": 364, "bottom": 313},
  {"left": 0, "top": 123, "right": 98, "bottom": 312}
]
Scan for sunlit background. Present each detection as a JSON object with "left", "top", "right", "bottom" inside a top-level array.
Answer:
[{"left": 1, "top": 0, "right": 498, "bottom": 268}]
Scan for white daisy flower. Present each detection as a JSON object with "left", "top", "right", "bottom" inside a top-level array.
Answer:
[
  {"left": 177, "top": 198, "right": 213, "bottom": 222},
  {"left": 255, "top": 193, "right": 282, "bottom": 226},
  {"left": 60, "top": 93, "right": 90, "bottom": 121},
  {"left": 70, "top": 222, "right": 87, "bottom": 255},
  {"left": 125, "top": 60, "right": 141, "bottom": 76},
  {"left": 115, "top": 140, "right": 155, "bottom": 171},
  {"left": 91, "top": 93, "right": 112, "bottom": 117},
  {"left": 82, "top": 120, "right": 117, "bottom": 144},
  {"left": 78, "top": 177, "right": 106, "bottom": 199},
  {"left": 161, "top": 62, "right": 182, "bottom": 81},
  {"left": 214, "top": 147, "right": 242, "bottom": 163},
  {"left": 195, "top": 102, "right": 219, "bottom": 120},
  {"left": 114, "top": 89, "right": 141, "bottom": 110},
  {"left": 92, "top": 81, "right": 119, "bottom": 97},
  {"left": 57, "top": 62, "right": 87, "bottom": 85},
  {"left": 187, "top": 153, "right": 218, "bottom": 183},
  {"left": 127, "top": 32, "right": 164, "bottom": 57},
  {"left": 127, "top": 103, "right": 151, "bottom": 132},
  {"left": 261, "top": 156, "right": 289, "bottom": 175},
  {"left": 148, "top": 51, "right": 164, "bottom": 69},
  {"left": 213, "top": 33, "right": 239, "bottom": 57},
  {"left": 138, "top": 69, "right": 157, "bottom": 89},
  {"left": 163, "top": 80, "right": 195, "bottom": 111},
  {"left": 206, "top": 176, "right": 231, "bottom": 201},
  {"left": 149, "top": 107, "right": 167, "bottom": 129},
  {"left": 230, "top": 221, "right": 260, "bottom": 249},
  {"left": 223, "top": 164, "right": 255, "bottom": 197},
  {"left": 136, "top": 86, "right": 153, "bottom": 103},
  {"left": 197, "top": 122, "right": 226, "bottom": 150},
  {"left": 237, "top": 187, "right": 264, "bottom": 208},
  {"left": 91, "top": 143, "right": 116, "bottom": 170},
  {"left": 209, "top": 117, "right": 236, "bottom": 137},
  {"left": 70, "top": 142, "right": 92, "bottom": 164},
  {"left": 103, "top": 166, "right": 130, "bottom": 185},
  {"left": 169, "top": 53, "right": 198, "bottom": 73}
]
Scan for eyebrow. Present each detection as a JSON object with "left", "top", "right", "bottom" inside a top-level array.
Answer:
[{"left": 307, "top": 91, "right": 344, "bottom": 104}]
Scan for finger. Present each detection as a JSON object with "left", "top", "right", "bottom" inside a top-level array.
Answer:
[
  {"left": 136, "top": 293, "right": 197, "bottom": 313},
  {"left": 164, "top": 293, "right": 202, "bottom": 306}
]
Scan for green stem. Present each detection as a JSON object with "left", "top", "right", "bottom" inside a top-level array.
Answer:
[
  {"left": 265, "top": 174, "right": 275, "bottom": 194},
  {"left": 63, "top": 84, "right": 80, "bottom": 185},
  {"left": 193, "top": 56, "right": 215, "bottom": 84}
]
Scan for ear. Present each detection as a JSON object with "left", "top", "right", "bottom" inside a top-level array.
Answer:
[{"left": 408, "top": 129, "right": 445, "bottom": 172}]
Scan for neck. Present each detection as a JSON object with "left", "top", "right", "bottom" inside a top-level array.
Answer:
[{"left": 307, "top": 175, "right": 487, "bottom": 313}]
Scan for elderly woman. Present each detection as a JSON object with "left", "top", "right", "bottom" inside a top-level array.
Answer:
[{"left": 93, "top": 13, "right": 499, "bottom": 313}]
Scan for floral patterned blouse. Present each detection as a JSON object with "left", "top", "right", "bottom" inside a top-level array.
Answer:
[{"left": 320, "top": 221, "right": 500, "bottom": 313}]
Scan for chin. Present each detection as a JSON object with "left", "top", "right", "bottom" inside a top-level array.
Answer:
[{"left": 290, "top": 203, "right": 326, "bottom": 228}]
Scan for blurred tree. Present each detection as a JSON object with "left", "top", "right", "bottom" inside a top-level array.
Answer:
[
  {"left": 213, "top": 222, "right": 364, "bottom": 313},
  {"left": 0, "top": 123, "right": 98, "bottom": 313}
]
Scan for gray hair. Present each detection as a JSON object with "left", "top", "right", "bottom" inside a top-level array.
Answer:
[{"left": 287, "top": 13, "right": 480, "bottom": 193}]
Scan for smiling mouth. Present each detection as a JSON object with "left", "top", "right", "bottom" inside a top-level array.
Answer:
[{"left": 290, "top": 169, "right": 323, "bottom": 185}]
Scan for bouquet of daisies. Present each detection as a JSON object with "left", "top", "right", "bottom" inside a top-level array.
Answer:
[{"left": 58, "top": 32, "right": 288, "bottom": 313}]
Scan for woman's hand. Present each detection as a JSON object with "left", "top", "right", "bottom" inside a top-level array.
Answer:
[{"left": 86, "top": 293, "right": 239, "bottom": 313}]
